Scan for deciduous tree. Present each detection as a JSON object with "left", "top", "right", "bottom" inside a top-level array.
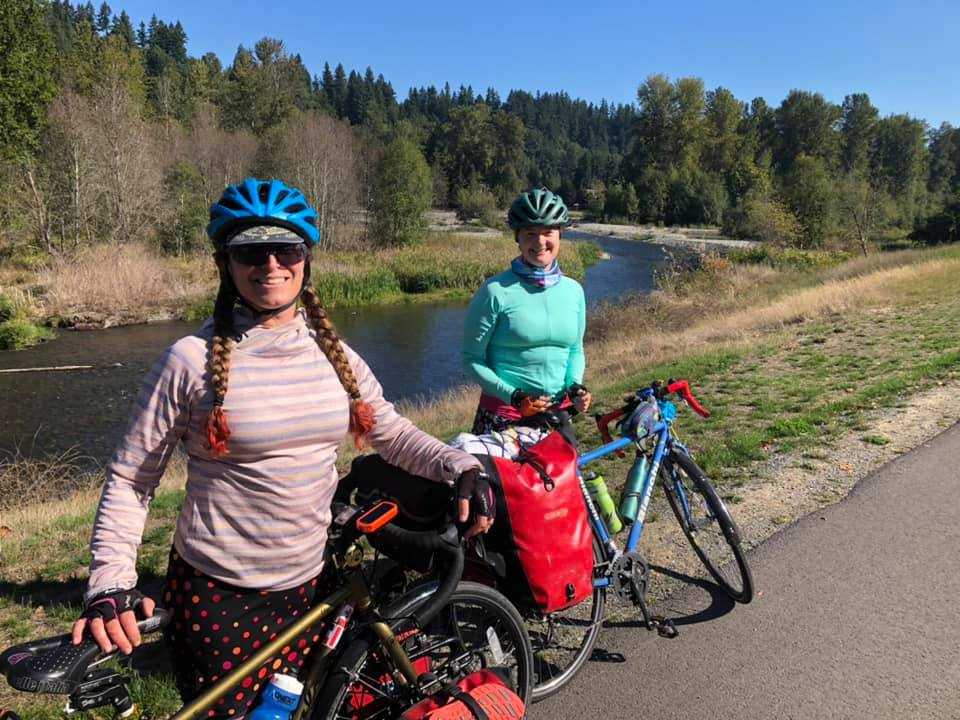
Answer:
[{"left": 371, "top": 137, "right": 431, "bottom": 246}]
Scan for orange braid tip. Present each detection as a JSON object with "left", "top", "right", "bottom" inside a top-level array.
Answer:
[
  {"left": 204, "top": 405, "right": 231, "bottom": 458},
  {"left": 349, "top": 398, "right": 375, "bottom": 449}
]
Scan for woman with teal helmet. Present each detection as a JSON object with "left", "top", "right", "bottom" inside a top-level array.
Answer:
[
  {"left": 462, "top": 186, "right": 592, "bottom": 444},
  {"left": 71, "top": 179, "right": 495, "bottom": 718}
]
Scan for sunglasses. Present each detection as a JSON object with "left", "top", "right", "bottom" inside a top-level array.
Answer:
[{"left": 228, "top": 244, "right": 308, "bottom": 267}]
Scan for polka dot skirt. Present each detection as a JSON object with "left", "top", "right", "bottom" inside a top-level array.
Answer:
[{"left": 161, "top": 548, "right": 331, "bottom": 719}]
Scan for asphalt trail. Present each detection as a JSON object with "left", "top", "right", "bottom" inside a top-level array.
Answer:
[{"left": 531, "top": 421, "right": 960, "bottom": 719}]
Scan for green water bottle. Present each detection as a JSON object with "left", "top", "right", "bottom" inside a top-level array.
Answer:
[
  {"left": 619, "top": 454, "right": 650, "bottom": 524},
  {"left": 583, "top": 472, "right": 623, "bottom": 534}
]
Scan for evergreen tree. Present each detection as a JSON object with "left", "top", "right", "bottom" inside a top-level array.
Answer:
[
  {"left": 0, "top": 0, "right": 58, "bottom": 160},
  {"left": 95, "top": 1, "right": 111, "bottom": 33}
]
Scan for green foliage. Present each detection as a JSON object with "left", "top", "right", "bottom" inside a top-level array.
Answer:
[
  {"left": 159, "top": 160, "right": 208, "bottom": 255},
  {"left": 665, "top": 168, "right": 728, "bottom": 226},
  {"left": 0, "top": 0, "right": 58, "bottom": 160},
  {"left": 728, "top": 245, "right": 848, "bottom": 272},
  {"left": 455, "top": 183, "right": 500, "bottom": 227},
  {"left": 912, "top": 193, "right": 960, "bottom": 245},
  {"left": 314, "top": 267, "right": 401, "bottom": 305},
  {"left": 724, "top": 189, "right": 802, "bottom": 245},
  {"left": 0, "top": 294, "right": 15, "bottom": 322},
  {"left": 604, "top": 182, "right": 639, "bottom": 222},
  {"left": 371, "top": 137, "right": 432, "bottom": 246},
  {"left": 0, "top": 317, "right": 53, "bottom": 349},
  {"left": 782, "top": 154, "right": 837, "bottom": 248},
  {"left": 2, "top": 6, "right": 957, "bottom": 259}
]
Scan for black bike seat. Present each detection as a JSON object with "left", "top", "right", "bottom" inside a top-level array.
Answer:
[{"left": 0, "top": 608, "right": 169, "bottom": 694}]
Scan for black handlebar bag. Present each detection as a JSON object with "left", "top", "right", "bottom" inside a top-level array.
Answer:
[{"left": 336, "top": 454, "right": 454, "bottom": 572}]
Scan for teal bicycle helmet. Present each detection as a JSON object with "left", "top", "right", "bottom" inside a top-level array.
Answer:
[
  {"left": 507, "top": 187, "right": 569, "bottom": 230},
  {"left": 207, "top": 178, "right": 320, "bottom": 248}
]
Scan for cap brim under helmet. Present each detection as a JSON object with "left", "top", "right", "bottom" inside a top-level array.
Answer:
[{"left": 224, "top": 225, "right": 306, "bottom": 248}]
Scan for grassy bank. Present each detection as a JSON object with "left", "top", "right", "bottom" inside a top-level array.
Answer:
[
  {"left": 2, "top": 243, "right": 959, "bottom": 717},
  {"left": 0, "top": 231, "right": 602, "bottom": 343}
]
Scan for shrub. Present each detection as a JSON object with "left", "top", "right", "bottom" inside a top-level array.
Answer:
[
  {"left": 0, "top": 318, "right": 53, "bottom": 350},
  {"left": 725, "top": 190, "right": 802, "bottom": 246},
  {"left": 0, "top": 293, "right": 15, "bottom": 322},
  {"left": 455, "top": 184, "right": 500, "bottom": 227}
]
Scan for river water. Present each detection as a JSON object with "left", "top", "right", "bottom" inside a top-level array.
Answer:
[{"left": 0, "top": 233, "right": 686, "bottom": 463}]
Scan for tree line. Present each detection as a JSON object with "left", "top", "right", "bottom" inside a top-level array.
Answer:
[{"left": 2, "top": 0, "right": 959, "bottom": 258}]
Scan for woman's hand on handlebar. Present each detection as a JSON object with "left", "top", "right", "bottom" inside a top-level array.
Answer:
[
  {"left": 455, "top": 468, "right": 495, "bottom": 539},
  {"left": 511, "top": 389, "right": 551, "bottom": 417},
  {"left": 568, "top": 383, "right": 592, "bottom": 414},
  {"left": 71, "top": 589, "right": 156, "bottom": 655}
]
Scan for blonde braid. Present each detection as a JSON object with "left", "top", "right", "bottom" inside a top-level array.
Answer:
[
  {"left": 301, "top": 285, "right": 375, "bottom": 448},
  {"left": 203, "top": 276, "right": 238, "bottom": 457}
]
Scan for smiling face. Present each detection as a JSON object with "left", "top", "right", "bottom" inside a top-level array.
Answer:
[
  {"left": 515, "top": 225, "right": 562, "bottom": 268},
  {"left": 218, "top": 243, "right": 308, "bottom": 327}
]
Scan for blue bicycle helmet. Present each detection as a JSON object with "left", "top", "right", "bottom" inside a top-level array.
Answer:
[{"left": 207, "top": 178, "right": 320, "bottom": 248}]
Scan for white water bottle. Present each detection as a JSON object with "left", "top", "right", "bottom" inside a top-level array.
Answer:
[{"left": 249, "top": 674, "right": 304, "bottom": 720}]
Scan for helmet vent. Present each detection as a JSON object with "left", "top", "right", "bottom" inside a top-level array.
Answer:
[
  {"left": 257, "top": 184, "right": 270, "bottom": 202},
  {"left": 286, "top": 203, "right": 307, "bottom": 214},
  {"left": 218, "top": 198, "right": 244, "bottom": 211}
]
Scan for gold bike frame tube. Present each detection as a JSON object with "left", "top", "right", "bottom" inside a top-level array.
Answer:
[
  {"left": 342, "top": 570, "right": 419, "bottom": 686},
  {"left": 170, "top": 585, "right": 351, "bottom": 720},
  {"left": 370, "top": 620, "right": 419, "bottom": 686}
]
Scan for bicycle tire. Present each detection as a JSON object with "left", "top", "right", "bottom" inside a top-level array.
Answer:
[
  {"left": 525, "top": 535, "right": 605, "bottom": 702},
  {"left": 310, "top": 582, "right": 534, "bottom": 719},
  {"left": 661, "top": 449, "right": 754, "bottom": 603}
]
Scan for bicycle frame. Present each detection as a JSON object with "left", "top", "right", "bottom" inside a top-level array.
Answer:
[
  {"left": 172, "top": 548, "right": 419, "bottom": 720},
  {"left": 577, "top": 418, "right": 690, "bottom": 586},
  {"left": 574, "top": 380, "right": 711, "bottom": 594}
]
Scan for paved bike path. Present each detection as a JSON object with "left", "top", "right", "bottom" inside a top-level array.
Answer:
[{"left": 532, "top": 421, "right": 960, "bottom": 719}]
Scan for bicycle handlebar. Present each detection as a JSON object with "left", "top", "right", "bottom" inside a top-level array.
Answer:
[
  {"left": 372, "top": 522, "right": 463, "bottom": 627},
  {"left": 664, "top": 380, "right": 710, "bottom": 417},
  {"left": 334, "top": 501, "right": 464, "bottom": 628},
  {"left": 595, "top": 379, "right": 710, "bottom": 453}
]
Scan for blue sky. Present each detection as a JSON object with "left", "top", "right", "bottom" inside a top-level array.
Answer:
[{"left": 111, "top": 0, "right": 958, "bottom": 127}]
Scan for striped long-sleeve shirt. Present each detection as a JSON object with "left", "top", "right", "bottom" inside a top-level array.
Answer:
[{"left": 85, "top": 311, "right": 479, "bottom": 601}]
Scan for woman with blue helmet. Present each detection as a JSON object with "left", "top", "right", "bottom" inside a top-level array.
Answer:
[
  {"left": 462, "top": 187, "right": 592, "bottom": 444},
  {"left": 70, "top": 179, "right": 495, "bottom": 717}
]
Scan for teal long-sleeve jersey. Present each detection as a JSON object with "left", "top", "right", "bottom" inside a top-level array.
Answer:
[{"left": 462, "top": 268, "right": 586, "bottom": 403}]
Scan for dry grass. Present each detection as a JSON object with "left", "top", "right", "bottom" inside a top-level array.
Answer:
[
  {"left": 328, "top": 249, "right": 960, "bottom": 474},
  {"left": 0, "top": 449, "right": 187, "bottom": 579},
  {"left": 584, "top": 254, "right": 960, "bottom": 385},
  {"left": 39, "top": 244, "right": 216, "bottom": 319},
  {"left": 0, "top": 445, "right": 101, "bottom": 512}
]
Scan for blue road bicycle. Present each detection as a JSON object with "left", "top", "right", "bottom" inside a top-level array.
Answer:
[{"left": 524, "top": 379, "right": 754, "bottom": 700}]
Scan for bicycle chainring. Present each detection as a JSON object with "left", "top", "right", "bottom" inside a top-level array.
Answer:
[{"left": 609, "top": 551, "right": 649, "bottom": 605}]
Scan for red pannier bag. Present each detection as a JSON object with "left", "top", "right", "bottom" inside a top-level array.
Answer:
[
  {"left": 400, "top": 668, "right": 526, "bottom": 720},
  {"left": 473, "top": 431, "right": 594, "bottom": 614}
]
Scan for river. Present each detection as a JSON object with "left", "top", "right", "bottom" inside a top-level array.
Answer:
[{"left": 0, "top": 233, "right": 687, "bottom": 463}]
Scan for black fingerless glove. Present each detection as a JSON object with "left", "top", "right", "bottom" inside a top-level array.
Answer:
[
  {"left": 455, "top": 468, "right": 495, "bottom": 521},
  {"left": 82, "top": 588, "right": 145, "bottom": 623},
  {"left": 567, "top": 383, "right": 588, "bottom": 398},
  {"left": 510, "top": 388, "right": 531, "bottom": 408}
]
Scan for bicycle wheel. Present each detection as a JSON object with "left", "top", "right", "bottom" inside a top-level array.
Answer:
[
  {"left": 661, "top": 449, "right": 754, "bottom": 603},
  {"left": 525, "top": 536, "right": 606, "bottom": 702},
  {"left": 311, "top": 582, "right": 534, "bottom": 719}
]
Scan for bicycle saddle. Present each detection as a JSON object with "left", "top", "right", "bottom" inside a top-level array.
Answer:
[{"left": 0, "top": 609, "right": 169, "bottom": 695}]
